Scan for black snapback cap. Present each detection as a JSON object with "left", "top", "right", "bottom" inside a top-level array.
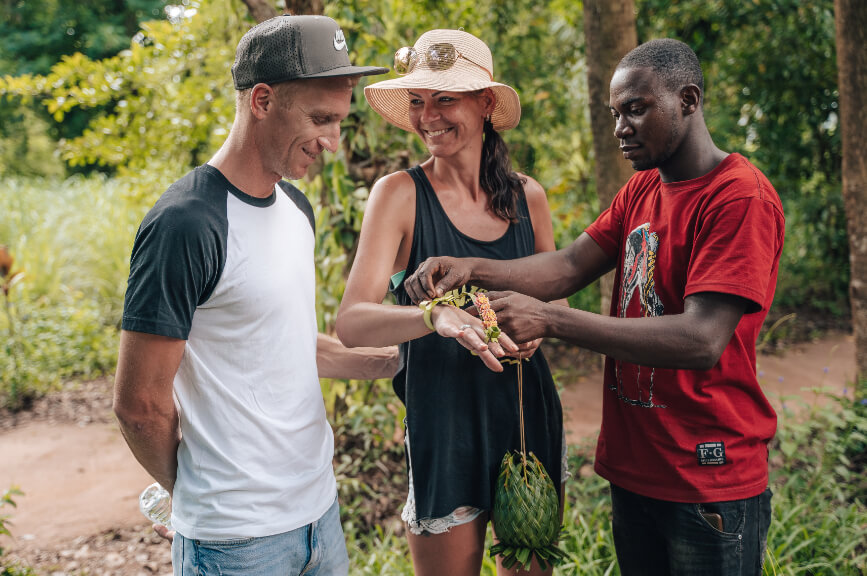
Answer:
[{"left": 232, "top": 15, "right": 388, "bottom": 90}]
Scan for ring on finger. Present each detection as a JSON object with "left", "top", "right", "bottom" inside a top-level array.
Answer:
[{"left": 459, "top": 324, "right": 471, "bottom": 331}]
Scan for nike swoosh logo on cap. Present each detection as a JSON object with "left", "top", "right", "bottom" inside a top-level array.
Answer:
[{"left": 333, "top": 30, "right": 346, "bottom": 51}]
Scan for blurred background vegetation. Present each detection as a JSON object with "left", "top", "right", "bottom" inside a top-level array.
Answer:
[{"left": 1, "top": 0, "right": 863, "bottom": 574}]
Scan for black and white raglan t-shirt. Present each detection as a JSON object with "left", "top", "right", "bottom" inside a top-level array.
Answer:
[{"left": 122, "top": 164, "right": 335, "bottom": 540}]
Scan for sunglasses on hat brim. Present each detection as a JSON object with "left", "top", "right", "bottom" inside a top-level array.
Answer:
[{"left": 393, "top": 43, "right": 492, "bottom": 80}]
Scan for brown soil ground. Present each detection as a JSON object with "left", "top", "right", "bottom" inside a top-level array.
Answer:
[{"left": 0, "top": 332, "right": 857, "bottom": 575}]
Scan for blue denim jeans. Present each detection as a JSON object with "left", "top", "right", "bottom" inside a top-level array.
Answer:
[
  {"left": 171, "top": 496, "right": 349, "bottom": 576},
  {"left": 610, "top": 483, "right": 772, "bottom": 576}
]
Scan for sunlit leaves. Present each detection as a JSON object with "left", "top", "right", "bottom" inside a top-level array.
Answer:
[{"left": 1, "top": 0, "right": 244, "bottom": 176}]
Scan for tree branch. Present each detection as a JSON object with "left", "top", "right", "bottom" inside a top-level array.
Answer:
[{"left": 240, "top": 0, "right": 280, "bottom": 23}]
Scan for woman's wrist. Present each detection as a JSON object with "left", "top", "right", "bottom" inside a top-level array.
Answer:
[{"left": 420, "top": 299, "right": 437, "bottom": 331}]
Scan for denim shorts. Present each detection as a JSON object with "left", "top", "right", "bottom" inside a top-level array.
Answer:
[
  {"left": 171, "top": 496, "right": 349, "bottom": 576},
  {"left": 610, "top": 483, "right": 773, "bottom": 576}
]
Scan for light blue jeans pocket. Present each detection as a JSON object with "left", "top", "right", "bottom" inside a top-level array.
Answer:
[{"left": 172, "top": 496, "right": 348, "bottom": 576}]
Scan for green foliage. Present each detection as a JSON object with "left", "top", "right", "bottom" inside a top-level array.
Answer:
[
  {"left": 303, "top": 155, "right": 371, "bottom": 330},
  {"left": 0, "top": 0, "right": 245, "bottom": 177},
  {"left": 345, "top": 527, "right": 414, "bottom": 575},
  {"left": 765, "top": 395, "right": 867, "bottom": 573},
  {"left": 0, "top": 487, "right": 22, "bottom": 552},
  {"left": 491, "top": 451, "right": 565, "bottom": 571},
  {"left": 0, "top": 174, "right": 152, "bottom": 409},
  {"left": 636, "top": 0, "right": 848, "bottom": 316},
  {"left": 0, "top": 486, "right": 36, "bottom": 576},
  {"left": 556, "top": 451, "right": 620, "bottom": 575},
  {"left": 0, "top": 0, "right": 853, "bottom": 326},
  {"left": 773, "top": 173, "right": 849, "bottom": 314},
  {"left": 0, "top": 0, "right": 167, "bottom": 76},
  {"left": 636, "top": 0, "right": 839, "bottom": 183},
  {"left": 0, "top": 0, "right": 169, "bottom": 179},
  {"left": 0, "top": 100, "right": 66, "bottom": 179},
  {"left": 328, "top": 377, "right": 406, "bottom": 537}
]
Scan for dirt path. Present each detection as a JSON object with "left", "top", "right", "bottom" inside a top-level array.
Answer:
[
  {"left": 0, "top": 333, "right": 856, "bottom": 574},
  {"left": 560, "top": 332, "right": 856, "bottom": 443}
]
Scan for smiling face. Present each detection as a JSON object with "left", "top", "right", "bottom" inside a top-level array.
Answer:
[
  {"left": 609, "top": 66, "right": 686, "bottom": 173},
  {"left": 406, "top": 89, "right": 491, "bottom": 157},
  {"left": 257, "top": 78, "right": 354, "bottom": 180}
]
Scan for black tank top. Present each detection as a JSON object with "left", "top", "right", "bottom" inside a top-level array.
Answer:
[{"left": 391, "top": 166, "right": 563, "bottom": 519}]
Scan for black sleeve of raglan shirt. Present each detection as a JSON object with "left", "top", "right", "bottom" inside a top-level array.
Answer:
[{"left": 122, "top": 170, "right": 226, "bottom": 340}]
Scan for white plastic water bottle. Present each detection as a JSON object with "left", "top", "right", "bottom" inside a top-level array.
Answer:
[{"left": 139, "top": 482, "right": 172, "bottom": 528}]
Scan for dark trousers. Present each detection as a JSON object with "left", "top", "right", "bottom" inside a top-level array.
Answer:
[{"left": 610, "top": 483, "right": 773, "bottom": 576}]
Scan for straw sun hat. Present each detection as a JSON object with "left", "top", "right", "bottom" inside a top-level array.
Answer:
[{"left": 364, "top": 29, "right": 521, "bottom": 132}]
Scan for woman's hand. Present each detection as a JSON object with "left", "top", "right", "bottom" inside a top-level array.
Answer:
[{"left": 431, "top": 305, "right": 518, "bottom": 372}]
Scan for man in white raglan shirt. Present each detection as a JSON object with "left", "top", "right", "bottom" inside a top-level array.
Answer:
[{"left": 113, "top": 15, "right": 392, "bottom": 575}]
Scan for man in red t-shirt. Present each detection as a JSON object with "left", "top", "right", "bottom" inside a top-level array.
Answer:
[{"left": 403, "top": 38, "right": 784, "bottom": 575}]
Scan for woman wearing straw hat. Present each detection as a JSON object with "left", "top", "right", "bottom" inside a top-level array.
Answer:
[{"left": 335, "top": 29, "right": 565, "bottom": 575}]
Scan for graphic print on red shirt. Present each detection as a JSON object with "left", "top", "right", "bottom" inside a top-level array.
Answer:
[{"left": 615, "top": 222, "right": 666, "bottom": 408}]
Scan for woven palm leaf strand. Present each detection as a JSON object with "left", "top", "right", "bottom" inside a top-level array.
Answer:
[{"left": 490, "top": 359, "right": 565, "bottom": 571}]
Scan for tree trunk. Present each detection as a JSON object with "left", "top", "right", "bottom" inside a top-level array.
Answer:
[
  {"left": 240, "top": 0, "right": 323, "bottom": 23},
  {"left": 240, "top": 0, "right": 279, "bottom": 23},
  {"left": 285, "top": 0, "right": 323, "bottom": 15},
  {"left": 583, "top": 0, "right": 637, "bottom": 315},
  {"left": 834, "top": 0, "right": 867, "bottom": 400}
]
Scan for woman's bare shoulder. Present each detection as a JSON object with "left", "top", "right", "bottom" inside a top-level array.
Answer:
[
  {"left": 366, "top": 170, "right": 417, "bottom": 224},
  {"left": 372, "top": 169, "right": 416, "bottom": 198},
  {"left": 515, "top": 172, "right": 548, "bottom": 206}
]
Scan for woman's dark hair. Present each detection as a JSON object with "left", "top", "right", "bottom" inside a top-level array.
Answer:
[{"left": 480, "top": 117, "right": 525, "bottom": 222}]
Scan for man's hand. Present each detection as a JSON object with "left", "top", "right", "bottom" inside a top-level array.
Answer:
[
  {"left": 404, "top": 256, "right": 473, "bottom": 303},
  {"left": 153, "top": 524, "right": 175, "bottom": 543},
  {"left": 485, "top": 291, "right": 552, "bottom": 344},
  {"left": 509, "top": 338, "right": 543, "bottom": 360},
  {"left": 431, "top": 304, "right": 519, "bottom": 372}
]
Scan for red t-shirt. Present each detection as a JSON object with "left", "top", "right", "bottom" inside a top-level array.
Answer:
[{"left": 585, "top": 153, "right": 785, "bottom": 503}]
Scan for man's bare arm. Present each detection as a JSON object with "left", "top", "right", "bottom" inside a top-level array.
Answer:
[
  {"left": 404, "top": 232, "right": 615, "bottom": 304},
  {"left": 317, "top": 333, "right": 399, "bottom": 380},
  {"left": 487, "top": 291, "right": 749, "bottom": 370},
  {"left": 113, "top": 330, "right": 184, "bottom": 494}
]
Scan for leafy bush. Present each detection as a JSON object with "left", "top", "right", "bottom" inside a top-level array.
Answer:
[
  {"left": 0, "top": 487, "right": 36, "bottom": 576},
  {"left": 774, "top": 173, "right": 849, "bottom": 315},
  {"left": 765, "top": 395, "right": 867, "bottom": 573},
  {"left": 0, "top": 174, "right": 151, "bottom": 408},
  {"left": 328, "top": 377, "right": 407, "bottom": 537}
]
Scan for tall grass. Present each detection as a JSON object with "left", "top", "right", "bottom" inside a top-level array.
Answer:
[
  {"left": 763, "top": 395, "right": 867, "bottom": 574},
  {"left": 0, "top": 173, "right": 168, "bottom": 408}
]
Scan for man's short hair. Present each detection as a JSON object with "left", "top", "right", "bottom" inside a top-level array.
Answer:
[{"left": 617, "top": 38, "right": 704, "bottom": 95}]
